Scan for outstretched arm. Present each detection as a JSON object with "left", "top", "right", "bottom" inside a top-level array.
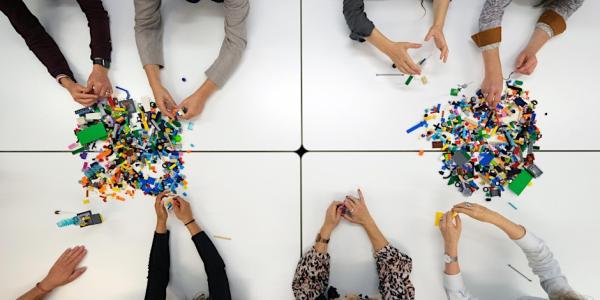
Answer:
[{"left": 192, "top": 231, "right": 232, "bottom": 300}]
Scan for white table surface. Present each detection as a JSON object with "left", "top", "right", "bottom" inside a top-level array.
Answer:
[
  {"left": 0, "top": 153, "right": 300, "bottom": 299},
  {"left": 302, "top": 0, "right": 600, "bottom": 150},
  {"left": 302, "top": 152, "right": 600, "bottom": 299},
  {"left": 0, "top": 0, "right": 300, "bottom": 151}
]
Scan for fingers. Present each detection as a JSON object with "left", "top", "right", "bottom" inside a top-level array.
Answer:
[
  {"left": 67, "top": 266, "right": 87, "bottom": 283},
  {"left": 156, "top": 99, "right": 173, "bottom": 119},
  {"left": 407, "top": 42, "right": 422, "bottom": 49},
  {"left": 515, "top": 54, "right": 526, "bottom": 70},
  {"left": 455, "top": 214, "right": 462, "bottom": 229},
  {"left": 56, "top": 248, "right": 72, "bottom": 264},
  {"left": 65, "top": 246, "right": 86, "bottom": 266},
  {"left": 404, "top": 58, "right": 422, "bottom": 75},
  {"left": 357, "top": 189, "right": 364, "bottom": 202},
  {"left": 343, "top": 197, "right": 357, "bottom": 211},
  {"left": 341, "top": 214, "right": 353, "bottom": 223},
  {"left": 424, "top": 30, "right": 433, "bottom": 42},
  {"left": 156, "top": 191, "right": 168, "bottom": 202},
  {"left": 444, "top": 211, "right": 453, "bottom": 228},
  {"left": 441, "top": 46, "right": 449, "bottom": 63}
]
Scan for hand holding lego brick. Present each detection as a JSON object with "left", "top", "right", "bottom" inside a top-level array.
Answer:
[
  {"left": 178, "top": 80, "right": 218, "bottom": 120},
  {"left": 39, "top": 246, "right": 87, "bottom": 292},
  {"left": 87, "top": 65, "right": 112, "bottom": 98},
  {"left": 151, "top": 85, "right": 178, "bottom": 119},
  {"left": 341, "top": 189, "right": 374, "bottom": 226},
  {"left": 60, "top": 77, "right": 98, "bottom": 107},
  {"left": 321, "top": 200, "right": 344, "bottom": 237},
  {"left": 173, "top": 196, "right": 194, "bottom": 224},
  {"left": 515, "top": 50, "right": 538, "bottom": 75},
  {"left": 439, "top": 211, "right": 461, "bottom": 255}
]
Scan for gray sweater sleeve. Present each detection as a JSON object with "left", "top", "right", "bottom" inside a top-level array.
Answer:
[
  {"left": 478, "top": 0, "right": 512, "bottom": 32},
  {"left": 134, "top": 0, "right": 164, "bottom": 68},
  {"left": 513, "top": 230, "right": 575, "bottom": 297},
  {"left": 343, "top": 0, "right": 375, "bottom": 42},
  {"left": 205, "top": 0, "right": 249, "bottom": 88}
]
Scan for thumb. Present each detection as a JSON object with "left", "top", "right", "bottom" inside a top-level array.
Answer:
[
  {"left": 515, "top": 54, "right": 526, "bottom": 69},
  {"left": 424, "top": 30, "right": 433, "bottom": 41},
  {"left": 67, "top": 267, "right": 87, "bottom": 283}
]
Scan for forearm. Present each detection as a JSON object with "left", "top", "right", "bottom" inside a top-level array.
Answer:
[
  {"left": 144, "top": 64, "right": 162, "bottom": 90},
  {"left": 489, "top": 212, "right": 525, "bottom": 240},
  {"left": 186, "top": 220, "right": 202, "bottom": 237},
  {"left": 366, "top": 28, "right": 393, "bottom": 58},
  {"left": 432, "top": 0, "right": 450, "bottom": 28},
  {"left": 444, "top": 242, "right": 460, "bottom": 275},
  {"left": 524, "top": 28, "right": 550, "bottom": 54},
  {"left": 314, "top": 226, "right": 332, "bottom": 254},
  {"left": 192, "top": 231, "right": 231, "bottom": 299},
  {"left": 76, "top": 0, "right": 111, "bottom": 60},
  {"left": 482, "top": 48, "right": 502, "bottom": 75},
  {"left": 134, "top": 0, "right": 164, "bottom": 68},
  {"left": 363, "top": 220, "right": 388, "bottom": 252},
  {"left": 17, "top": 286, "right": 48, "bottom": 300}
]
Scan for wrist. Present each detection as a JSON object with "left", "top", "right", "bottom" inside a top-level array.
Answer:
[
  {"left": 92, "top": 64, "right": 108, "bottom": 74},
  {"left": 155, "top": 220, "right": 167, "bottom": 233},
  {"left": 60, "top": 77, "right": 75, "bottom": 89},
  {"left": 444, "top": 244, "right": 458, "bottom": 256},
  {"left": 319, "top": 226, "right": 333, "bottom": 239},
  {"left": 362, "top": 218, "right": 376, "bottom": 228},
  {"left": 38, "top": 278, "right": 56, "bottom": 292}
]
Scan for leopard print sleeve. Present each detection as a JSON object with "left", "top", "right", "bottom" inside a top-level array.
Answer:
[
  {"left": 374, "top": 244, "right": 415, "bottom": 300},
  {"left": 292, "top": 247, "right": 331, "bottom": 300}
]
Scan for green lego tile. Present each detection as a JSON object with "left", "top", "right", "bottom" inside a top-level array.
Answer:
[
  {"left": 450, "top": 88, "right": 459, "bottom": 96},
  {"left": 76, "top": 123, "right": 108, "bottom": 145},
  {"left": 509, "top": 170, "right": 533, "bottom": 196}
]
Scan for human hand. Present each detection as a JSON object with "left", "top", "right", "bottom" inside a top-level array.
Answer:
[
  {"left": 386, "top": 41, "right": 423, "bottom": 75},
  {"left": 321, "top": 201, "right": 344, "bottom": 237},
  {"left": 38, "top": 246, "right": 87, "bottom": 292},
  {"left": 87, "top": 65, "right": 112, "bottom": 98},
  {"left": 173, "top": 196, "right": 194, "bottom": 224},
  {"left": 515, "top": 49, "right": 538, "bottom": 75},
  {"left": 425, "top": 25, "right": 449, "bottom": 63},
  {"left": 452, "top": 202, "right": 498, "bottom": 224},
  {"left": 151, "top": 85, "right": 178, "bottom": 119},
  {"left": 481, "top": 68, "right": 504, "bottom": 107},
  {"left": 439, "top": 212, "right": 461, "bottom": 254},
  {"left": 178, "top": 92, "right": 207, "bottom": 120},
  {"left": 61, "top": 78, "right": 98, "bottom": 107},
  {"left": 155, "top": 192, "right": 168, "bottom": 224},
  {"left": 341, "top": 189, "right": 374, "bottom": 226}
]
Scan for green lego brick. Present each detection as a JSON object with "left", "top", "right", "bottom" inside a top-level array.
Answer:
[
  {"left": 76, "top": 123, "right": 108, "bottom": 145},
  {"left": 450, "top": 88, "right": 459, "bottom": 96},
  {"left": 405, "top": 75, "right": 414, "bottom": 85},
  {"left": 509, "top": 170, "right": 533, "bottom": 196}
]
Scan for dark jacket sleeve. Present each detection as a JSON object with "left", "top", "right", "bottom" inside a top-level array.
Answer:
[
  {"left": 76, "top": 0, "right": 112, "bottom": 61},
  {"left": 144, "top": 231, "right": 170, "bottom": 300},
  {"left": 343, "top": 0, "right": 375, "bottom": 42},
  {"left": 0, "top": 0, "right": 74, "bottom": 80},
  {"left": 192, "top": 231, "right": 231, "bottom": 300}
]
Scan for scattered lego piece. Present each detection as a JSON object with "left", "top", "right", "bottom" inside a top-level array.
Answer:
[
  {"left": 418, "top": 150, "right": 425, "bottom": 156},
  {"left": 508, "top": 202, "right": 518, "bottom": 210},
  {"left": 70, "top": 93, "right": 190, "bottom": 203},
  {"left": 76, "top": 123, "right": 108, "bottom": 145},
  {"left": 420, "top": 76, "right": 428, "bottom": 85},
  {"left": 509, "top": 170, "right": 533, "bottom": 196},
  {"left": 507, "top": 264, "right": 532, "bottom": 282},
  {"left": 213, "top": 235, "right": 232, "bottom": 240},
  {"left": 408, "top": 81, "right": 542, "bottom": 199},
  {"left": 56, "top": 210, "right": 103, "bottom": 228}
]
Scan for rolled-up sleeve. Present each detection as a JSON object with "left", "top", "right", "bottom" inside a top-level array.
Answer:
[
  {"left": 343, "top": 0, "right": 375, "bottom": 42},
  {"left": 375, "top": 244, "right": 415, "bottom": 299},
  {"left": 471, "top": 0, "right": 512, "bottom": 50},
  {"left": 134, "top": 0, "right": 164, "bottom": 68},
  {"left": 536, "top": 0, "right": 584, "bottom": 38},
  {"left": 443, "top": 272, "right": 478, "bottom": 300},
  {"left": 205, "top": 0, "right": 249, "bottom": 88}
]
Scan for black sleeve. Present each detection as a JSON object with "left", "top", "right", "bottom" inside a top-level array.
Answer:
[
  {"left": 343, "top": 0, "right": 375, "bottom": 42},
  {"left": 144, "top": 231, "right": 170, "bottom": 300},
  {"left": 192, "top": 231, "right": 231, "bottom": 300},
  {"left": 0, "top": 0, "right": 74, "bottom": 80},
  {"left": 75, "top": 0, "right": 112, "bottom": 61}
]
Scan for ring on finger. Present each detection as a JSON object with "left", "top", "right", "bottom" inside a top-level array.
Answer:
[{"left": 465, "top": 202, "right": 473, "bottom": 208}]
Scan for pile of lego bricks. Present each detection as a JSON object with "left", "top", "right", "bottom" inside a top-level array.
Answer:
[
  {"left": 408, "top": 81, "right": 543, "bottom": 200},
  {"left": 69, "top": 95, "right": 188, "bottom": 202}
]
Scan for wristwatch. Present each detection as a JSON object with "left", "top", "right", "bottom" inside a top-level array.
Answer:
[
  {"left": 315, "top": 233, "right": 330, "bottom": 244},
  {"left": 92, "top": 57, "right": 111, "bottom": 69},
  {"left": 444, "top": 254, "right": 458, "bottom": 264}
]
